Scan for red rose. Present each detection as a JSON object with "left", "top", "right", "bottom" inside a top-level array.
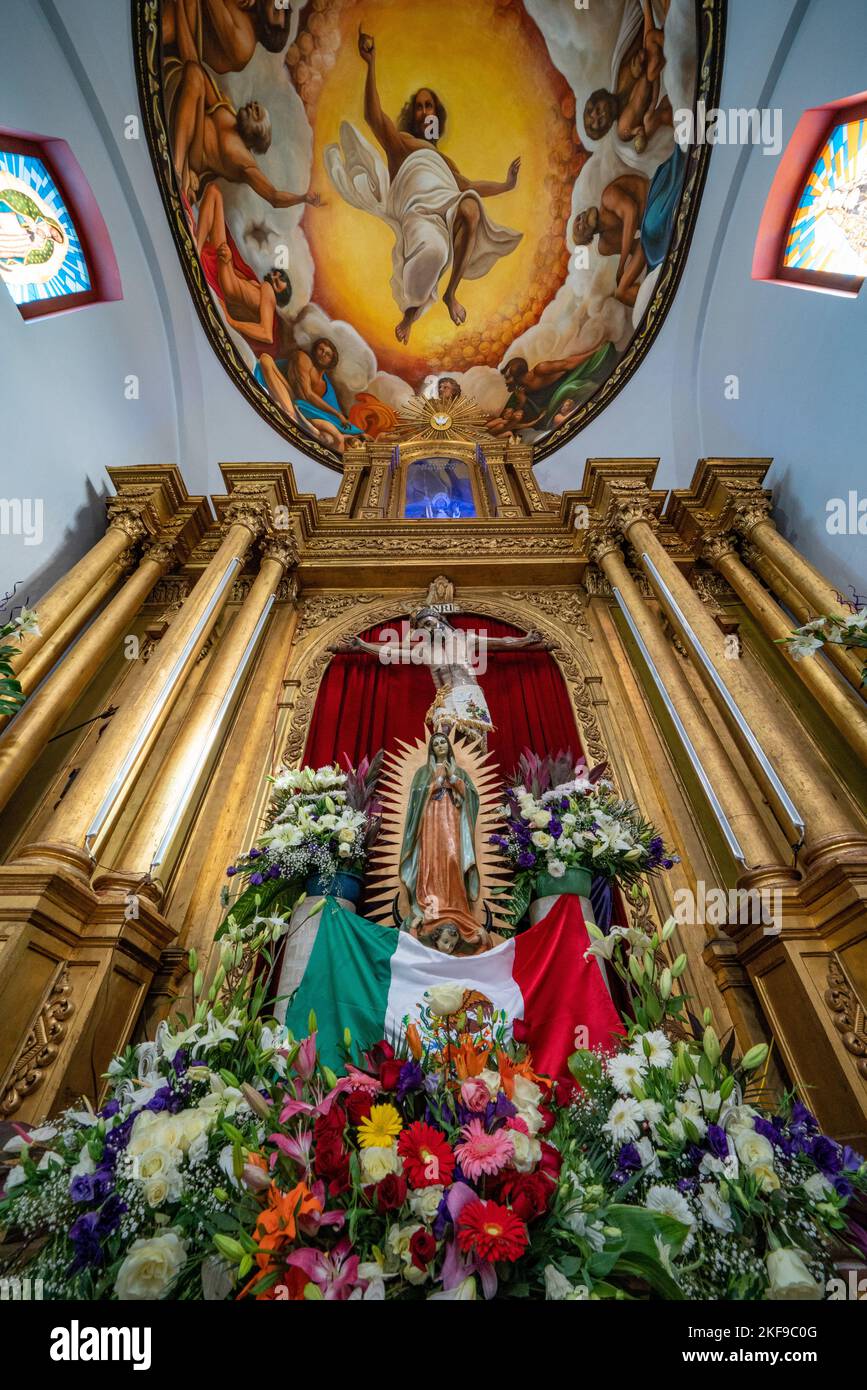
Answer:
[
  {"left": 366, "top": 1040, "right": 395, "bottom": 1068},
  {"left": 409, "top": 1227, "right": 437, "bottom": 1271},
  {"left": 345, "top": 1090, "right": 374, "bottom": 1124},
  {"left": 498, "top": 1170, "right": 552, "bottom": 1223},
  {"left": 376, "top": 1172, "right": 408, "bottom": 1212},
  {"left": 313, "top": 1105, "right": 350, "bottom": 1195},
  {"left": 537, "top": 1104, "right": 556, "bottom": 1135},
  {"left": 379, "top": 1058, "right": 403, "bottom": 1091}
]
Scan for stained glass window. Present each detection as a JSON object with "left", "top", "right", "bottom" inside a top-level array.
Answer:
[
  {"left": 0, "top": 149, "right": 92, "bottom": 307},
  {"left": 404, "top": 459, "right": 477, "bottom": 519},
  {"left": 783, "top": 118, "right": 867, "bottom": 278}
]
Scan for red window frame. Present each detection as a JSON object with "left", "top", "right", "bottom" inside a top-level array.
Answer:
[
  {"left": 0, "top": 127, "right": 122, "bottom": 321},
  {"left": 753, "top": 91, "right": 867, "bottom": 298}
]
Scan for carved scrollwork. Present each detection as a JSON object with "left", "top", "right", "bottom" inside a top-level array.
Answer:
[
  {"left": 0, "top": 965, "right": 75, "bottom": 1119},
  {"left": 825, "top": 955, "right": 867, "bottom": 1080},
  {"left": 292, "top": 593, "right": 378, "bottom": 645}
]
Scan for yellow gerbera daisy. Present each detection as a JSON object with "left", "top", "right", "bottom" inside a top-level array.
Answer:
[{"left": 357, "top": 1103, "right": 403, "bottom": 1149}]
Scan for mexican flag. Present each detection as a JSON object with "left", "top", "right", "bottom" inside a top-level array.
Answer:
[{"left": 283, "top": 895, "right": 623, "bottom": 1079}]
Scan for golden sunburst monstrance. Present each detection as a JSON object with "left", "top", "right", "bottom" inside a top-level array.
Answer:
[{"left": 385, "top": 393, "right": 495, "bottom": 445}]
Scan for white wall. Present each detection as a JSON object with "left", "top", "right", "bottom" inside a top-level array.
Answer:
[{"left": 1, "top": 0, "right": 864, "bottom": 610}]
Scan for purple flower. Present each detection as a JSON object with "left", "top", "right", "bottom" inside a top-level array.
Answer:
[
  {"left": 706, "top": 1124, "right": 730, "bottom": 1160},
  {"left": 226, "top": 865, "right": 237, "bottom": 877},
  {"left": 103, "top": 1114, "right": 135, "bottom": 1159},
  {"left": 249, "top": 848, "right": 262, "bottom": 860},
  {"left": 250, "top": 873, "right": 264, "bottom": 886},
  {"left": 68, "top": 1211, "right": 104, "bottom": 1274},
  {"left": 97, "top": 1192, "right": 127, "bottom": 1236},
  {"left": 842, "top": 1145, "right": 864, "bottom": 1172},
  {"left": 617, "top": 1143, "right": 642, "bottom": 1171},
  {"left": 754, "top": 1115, "right": 783, "bottom": 1146},
  {"left": 98, "top": 1098, "right": 120, "bottom": 1120},
  {"left": 792, "top": 1100, "right": 818, "bottom": 1133},
  {"left": 833, "top": 1176, "right": 853, "bottom": 1199},
  {"left": 517, "top": 851, "right": 536, "bottom": 870},
  {"left": 396, "top": 1060, "right": 424, "bottom": 1102},
  {"left": 677, "top": 1177, "right": 698, "bottom": 1193},
  {"left": 172, "top": 1048, "right": 189, "bottom": 1076},
  {"left": 70, "top": 1173, "right": 97, "bottom": 1203},
  {"left": 809, "top": 1135, "right": 843, "bottom": 1176},
  {"left": 548, "top": 818, "right": 563, "bottom": 839},
  {"left": 485, "top": 1092, "right": 516, "bottom": 1127},
  {"left": 268, "top": 864, "right": 282, "bottom": 879}
]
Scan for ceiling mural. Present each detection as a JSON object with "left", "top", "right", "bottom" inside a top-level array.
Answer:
[{"left": 134, "top": 0, "right": 724, "bottom": 471}]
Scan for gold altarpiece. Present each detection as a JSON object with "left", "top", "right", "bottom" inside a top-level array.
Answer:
[{"left": 0, "top": 438, "right": 866, "bottom": 1147}]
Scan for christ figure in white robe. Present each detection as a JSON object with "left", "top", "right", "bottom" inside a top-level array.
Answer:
[{"left": 325, "top": 28, "right": 523, "bottom": 345}]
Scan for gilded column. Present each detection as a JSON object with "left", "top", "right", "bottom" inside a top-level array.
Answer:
[
  {"left": 27, "top": 489, "right": 273, "bottom": 866},
  {"left": 8, "top": 497, "right": 147, "bottom": 679},
  {"left": 592, "top": 535, "right": 782, "bottom": 869},
  {"left": 604, "top": 482, "right": 862, "bottom": 857},
  {"left": 732, "top": 493, "right": 855, "bottom": 622},
  {"left": 109, "top": 537, "right": 297, "bottom": 886},
  {"left": 703, "top": 535, "right": 867, "bottom": 765},
  {"left": 0, "top": 538, "right": 176, "bottom": 815}
]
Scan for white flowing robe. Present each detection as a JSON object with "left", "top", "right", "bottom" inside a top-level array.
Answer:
[{"left": 325, "top": 122, "right": 522, "bottom": 317}]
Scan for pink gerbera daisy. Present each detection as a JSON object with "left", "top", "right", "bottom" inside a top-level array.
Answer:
[{"left": 454, "top": 1119, "right": 514, "bottom": 1181}]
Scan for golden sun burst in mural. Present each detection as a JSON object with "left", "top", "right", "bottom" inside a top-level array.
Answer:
[
  {"left": 305, "top": 0, "right": 582, "bottom": 382},
  {"left": 387, "top": 392, "right": 492, "bottom": 444}
]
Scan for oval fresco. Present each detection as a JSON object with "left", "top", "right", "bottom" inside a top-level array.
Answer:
[{"left": 135, "top": 0, "right": 724, "bottom": 471}]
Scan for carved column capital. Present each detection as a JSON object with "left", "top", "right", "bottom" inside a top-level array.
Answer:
[
  {"left": 728, "top": 488, "right": 774, "bottom": 539},
  {"left": 585, "top": 525, "right": 622, "bottom": 567},
  {"left": 222, "top": 488, "right": 273, "bottom": 539},
  {"left": 261, "top": 534, "right": 299, "bottom": 571},
  {"left": 140, "top": 536, "right": 178, "bottom": 569},
  {"left": 701, "top": 533, "right": 739, "bottom": 567},
  {"left": 605, "top": 481, "right": 658, "bottom": 535},
  {"left": 105, "top": 496, "right": 151, "bottom": 544}
]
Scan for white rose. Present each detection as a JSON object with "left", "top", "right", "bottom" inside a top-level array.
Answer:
[
  {"left": 765, "top": 1248, "right": 823, "bottom": 1300},
  {"left": 724, "top": 1104, "right": 759, "bottom": 1138},
  {"left": 561, "top": 813, "right": 577, "bottom": 829},
  {"left": 409, "top": 1185, "right": 444, "bottom": 1223},
  {"left": 734, "top": 1129, "right": 775, "bottom": 1171},
  {"left": 425, "top": 983, "right": 465, "bottom": 1016},
  {"left": 546, "top": 859, "right": 566, "bottom": 879},
  {"left": 699, "top": 1182, "right": 734, "bottom": 1232},
  {"left": 479, "top": 1068, "right": 502, "bottom": 1099},
  {"left": 127, "top": 1109, "right": 164, "bottom": 1157},
  {"left": 509, "top": 1129, "right": 542, "bottom": 1172},
  {"left": 532, "top": 810, "right": 552, "bottom": 829},
  {"left": 137, "top": 1144, "right": 182, "bottom": 1181},
  {"left": 115, "top": 1232, "right": 188, "bottom": 1300},
  {"left": 142, "top": 1174, "right": 180, "bottom": 1208},
  {"left": 531, "top": 831, "right": 552, "bottom": 850},
  {"left": 337, "top": 827, "right": 355, "bottom": 843},
  {"left": 338, "top": 842, "right": 352, "bottom": 858},
  {"left": 359, "top": 1145, "right": 402, "bottom": 1184}
]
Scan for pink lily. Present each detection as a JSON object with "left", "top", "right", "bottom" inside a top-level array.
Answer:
[
  {"left": 268, "top": 1128, "right": 314, "bottom": 1166},
  {"left": 294, "top": 1033, "right": 318, "bottom": 1081},
  {"left": 298, "top": 1181, "right": 345, "bottom": 1236},
  {"left": 286, "top": 1236, "right": 361, "bottom": 1300}
]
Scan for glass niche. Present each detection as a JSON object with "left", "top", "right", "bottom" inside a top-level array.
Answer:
[{"left": 402, "top": 457, "right": 477, "bottom": 520}]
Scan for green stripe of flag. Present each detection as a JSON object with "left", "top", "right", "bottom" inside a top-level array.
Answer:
[{"left": 284, "top": 899, "right": 400, "bottom": 1070}]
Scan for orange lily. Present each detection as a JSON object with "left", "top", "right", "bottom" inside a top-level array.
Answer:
[
  {"left": 239, "top": 1180, "right": 321, "bottom": 1299},
  {"left": 496, "top": 1049, "right": 550, "bottom": 1098},
  {"left": 405, "top": 1022, "right": 423, "bottom": 1060},
  {"left": 453, "top": 1034, "right": 491, "bottom": 1081}
]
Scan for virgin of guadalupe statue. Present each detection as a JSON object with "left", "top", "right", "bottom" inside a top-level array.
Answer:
[{"left": 399, "top": 732, "right": 495, "bottom": 953}]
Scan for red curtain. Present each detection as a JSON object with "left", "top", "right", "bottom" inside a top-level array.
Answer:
[{"left": 303, "top": 615, "right": 581, "bottom": 779}]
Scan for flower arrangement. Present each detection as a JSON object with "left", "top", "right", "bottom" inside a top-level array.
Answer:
[
  {"left": 571, "top": 919, "right": 867, "bottom": 1299},
  {"left": 0, "top": 607, "right": 39, "bottom": 717},
  {"left": 491, "top": 752, "right": 676, "bottom": 924},
  {"left": 219, "top": 756, "right": 383, "bottom": 931},
  {"left": 779, "top": 607, "right": 867, "bottom": 686},
  {"left": 2, "top": 913, "right": 863, "bottom": 1302}
]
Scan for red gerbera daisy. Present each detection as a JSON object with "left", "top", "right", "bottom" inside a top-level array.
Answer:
[
  {"left": 457, "top": 1199, "right": 529, "bottom": 1263},
  {"left": 397, "top": 1121, "right": 455, "bottom": 1188}
]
